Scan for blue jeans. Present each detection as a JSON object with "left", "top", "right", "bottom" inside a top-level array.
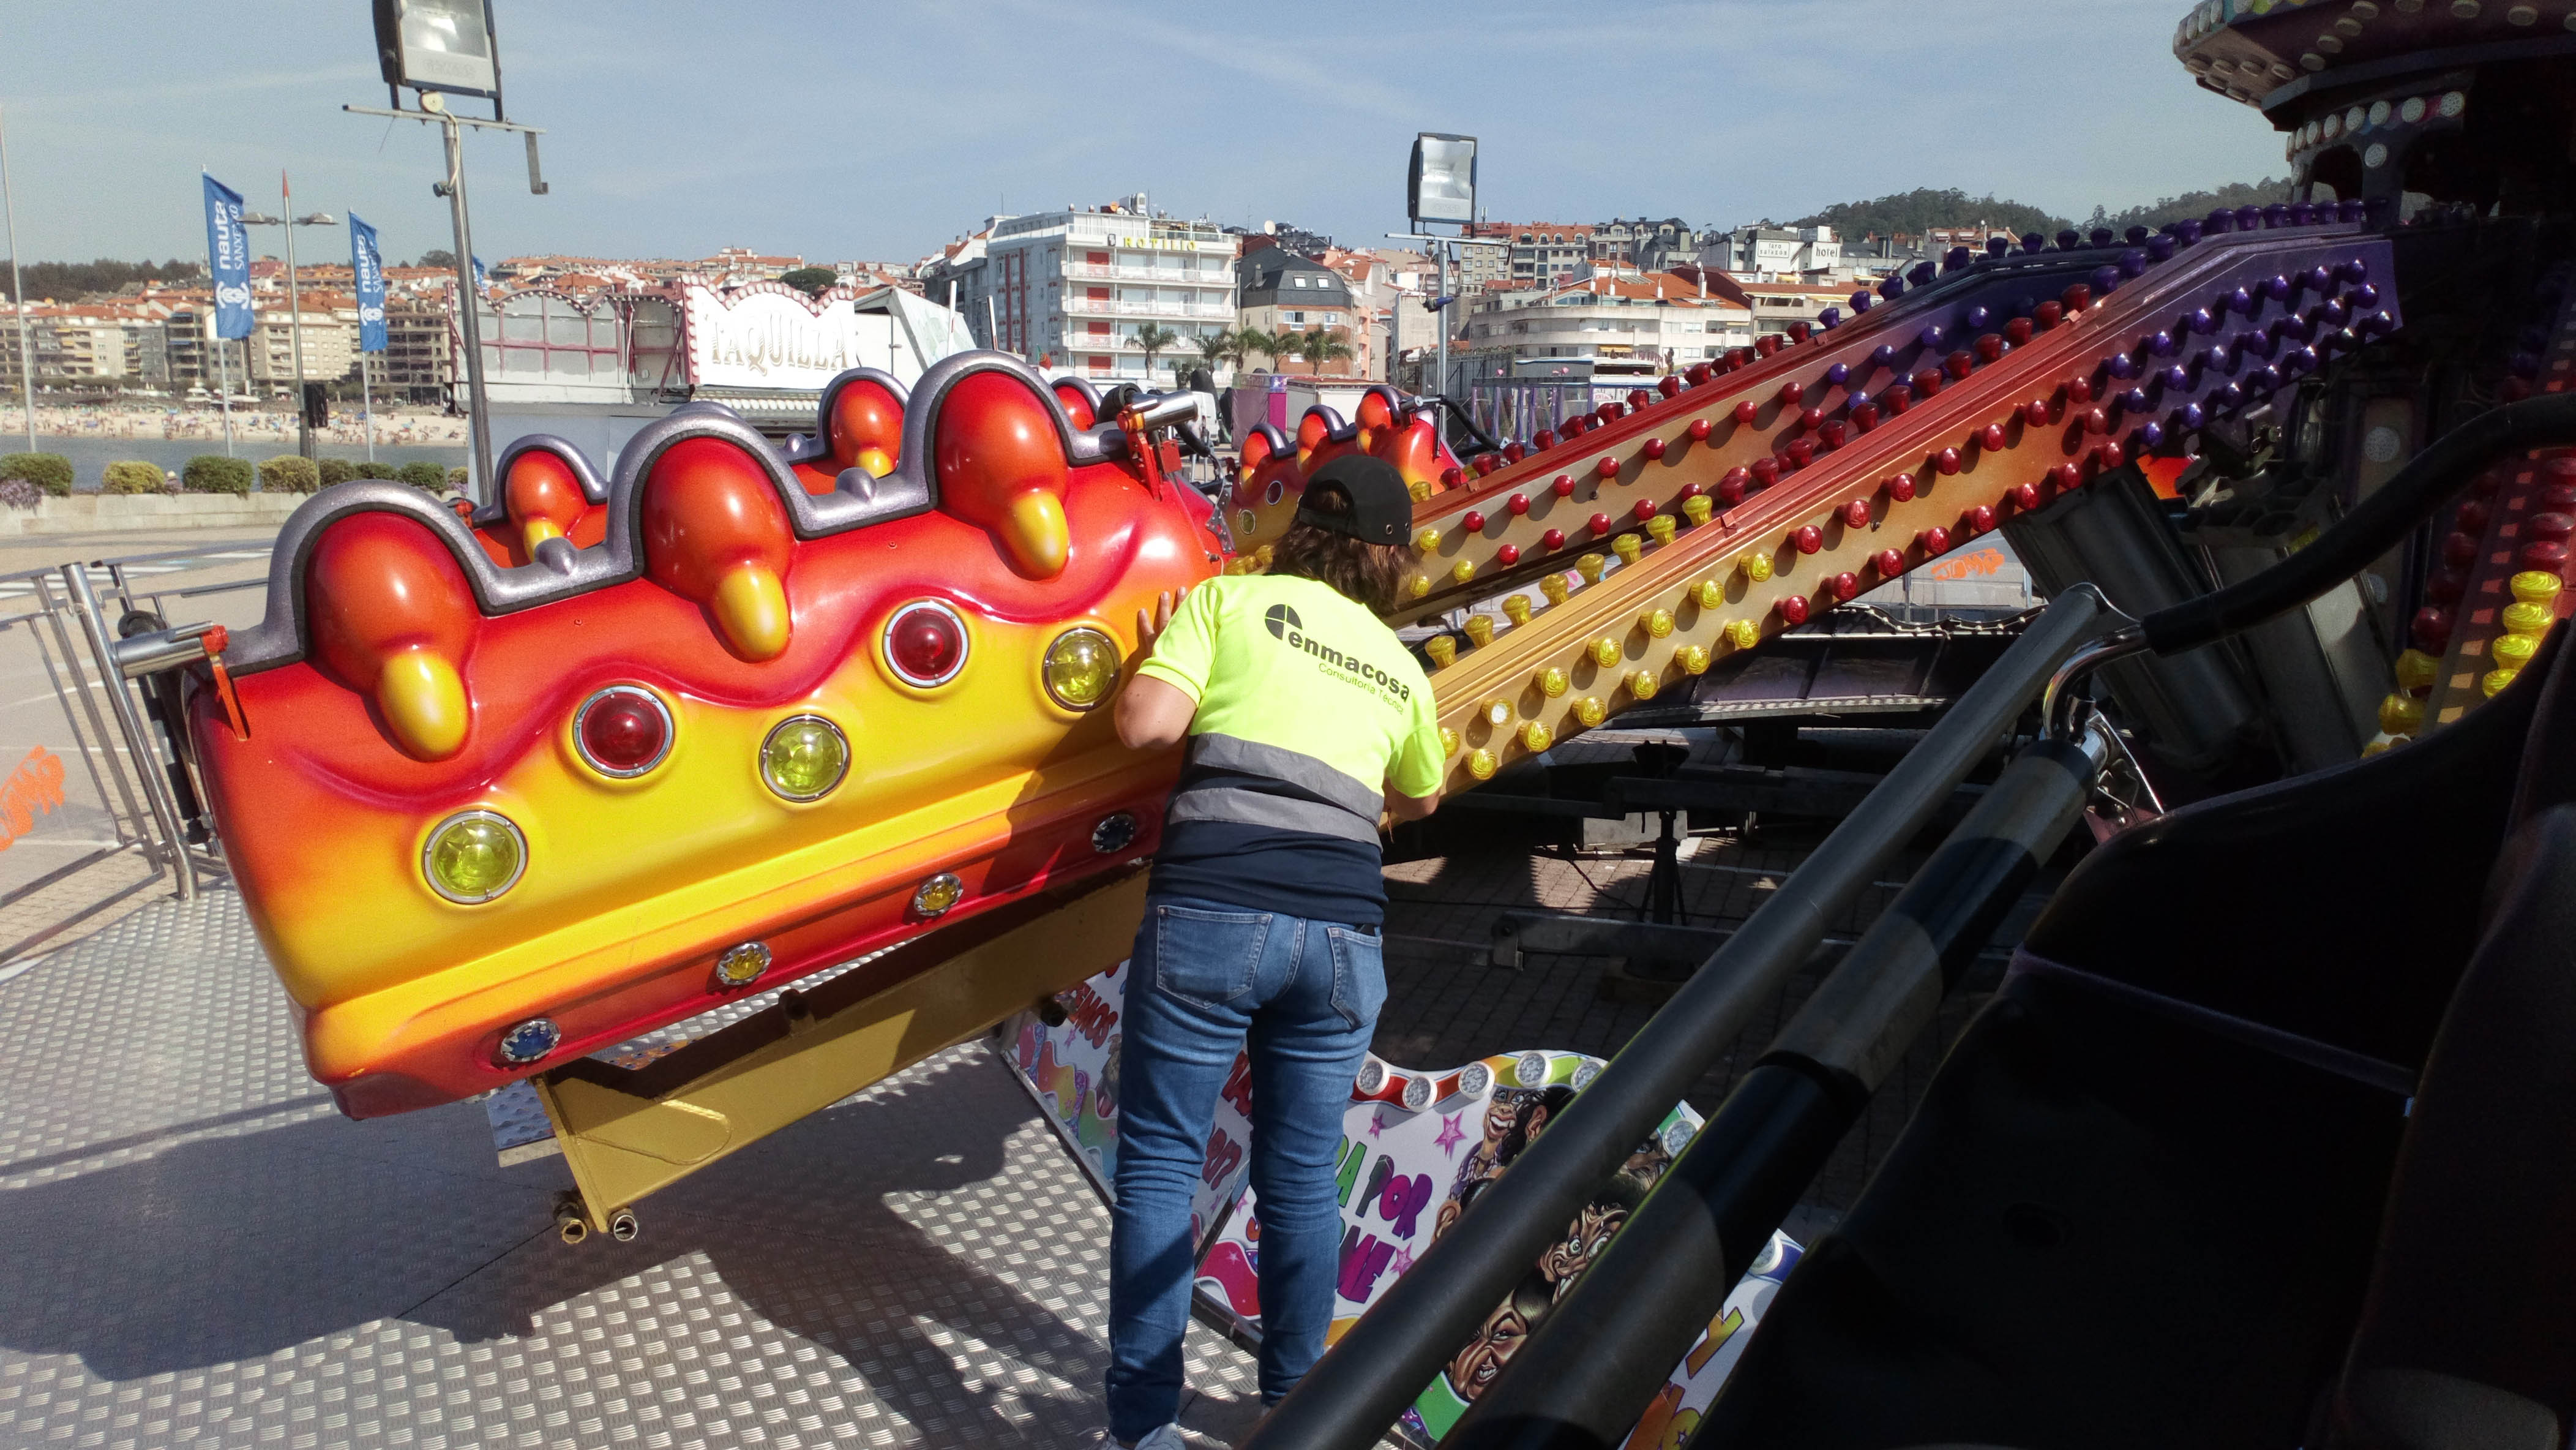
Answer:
[{"left": 1105, "top": 895, "right": 1386, "bottom": 1440}]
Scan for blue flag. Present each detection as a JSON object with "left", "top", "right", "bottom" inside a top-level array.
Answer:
[
  {"left": 201, "top": 174, "right": 253, "bottom": 341},
  {"left": 349, "top": 212, "right": 386, "bottom": 353},
  {"left": 471, "top": 254, "right": 489, "bottom": 298}
]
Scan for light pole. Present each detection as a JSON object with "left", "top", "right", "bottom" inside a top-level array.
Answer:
[
  {"left": 1, "top": 103, "right": 34, "bottom": 455},
  {"left": 242, "top": 180, "right": 337, "bottom": 460}
]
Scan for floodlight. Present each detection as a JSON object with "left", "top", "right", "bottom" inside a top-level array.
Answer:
[
  {"left": 1409, "top": 133, "right": 1477, "bottom": 227},
  {"left": 373, "top": 0, "right": 499, "bottom": 99}
]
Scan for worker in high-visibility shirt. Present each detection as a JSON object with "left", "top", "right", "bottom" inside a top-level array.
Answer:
[{"left": 1101, "top": 455, "right": 1445, "bottom": 1449}]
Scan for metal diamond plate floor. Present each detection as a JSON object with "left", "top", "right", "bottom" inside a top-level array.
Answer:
[{"left": 0, "top": 888, "right": 1260, "bottom": 1449}]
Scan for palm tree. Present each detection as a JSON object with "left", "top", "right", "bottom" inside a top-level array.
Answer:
[
  {"left": 1133, "top": 323, "right": 1181, "bottom": 378},
  {"left": 1193, "top": 331, "right": 1233, "bottom": 383},
  {"left": 1287, "top": 326, "right": 1356, "bottom": 377},
  {"left": 1229, "top": 327, "right": 1278, "bottom": 373}
]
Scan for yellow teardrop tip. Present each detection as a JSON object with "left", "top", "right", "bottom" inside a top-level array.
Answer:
[
  {"left": 375, "top": 647, "right": 470, "bottom": 761},
  {"left": 519, "top": 517, "right": 564, "bottom": 560},
  {"left": 712, "top": 562, "right": 793, "bottom": 661},
  {"left": 997, "top": 489, "right": 1071, "bottom": 579},
  {"left": 857, "top": 447, "right": 894, "bottom": 479}
]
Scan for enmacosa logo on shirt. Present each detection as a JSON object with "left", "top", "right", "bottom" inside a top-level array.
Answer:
[{"left": 1265, "top": 603, "right": 1413, "bottom": 703}]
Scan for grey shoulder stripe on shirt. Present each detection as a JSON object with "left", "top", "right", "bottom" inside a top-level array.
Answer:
[
  {"left": 1166, "top": 786, "right": 1384, "bottom": 845},
  {"left": 1188, "top": 733, "right": 1383, "bottom": 819}
]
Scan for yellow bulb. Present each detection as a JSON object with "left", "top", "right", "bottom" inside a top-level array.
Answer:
[
  {"left": 1426, "top": 635, "right": 1457, "bottom": 668},
  {"left": 2484, "top": 668, "right": 2520, "bottom": 698},
  {"left": 1577, "top": 553, "right": 1607, "bottom": 583},
  {"left": 2378, "top": 693, "right": 2425, "bottom": 736},
  {"left": 1676, "top": 644, "right": 1711, "bottom": 675},
  {"left": 1519, "top": 721, "right": 1554, "bottom": 752},
  {"left": 1574, "top": 696, "right": 1606, "bottom": 727},
  {"left": 1646, "top": 516, "right": 1677, "bottom": 544},
  {"left": 1682, "top": 495, "right": 1713, "bottom": 526},
  {"left": 1691, "top": 579, "right": 1723, "bottom": 609},
  {"left": 2495, "top": 631, "right": 2540, "bottom": 669},
  {"left": 1541, "top": 574, "right": 1571, "bottom": 604},
  {"left": 1725, "top": 619, "right": 1761, "bottom": 649},
  {"left": 1627, "top": 669, "right": 1660, "bottom": 701},
  {"left": 762, "top": 716, "right": 850, "bottom": 801},
  {"left": 1409, "top": 479, "right": 1432, "bottom": 502},
  {"left": 424, "top": 811, "right": 525, "bottom": 904},
  {"left": 1452, "top": 558, "right": 1478, "bottom": 584},
  {"left": 1590, "top": 636, "right": 1622, "bottom": 667},
  {"left": 1439, "top": 726, "right": 1459, "bottom": 757},
  {"left": 2503, "top": 601, "right": 2554, "bottom": 635},
  {"left": 1535, "top": 666, "right": 1568, "bottom": 697},
  {"left": 1483, "top": 699, "right": 1512, "bottom": 727},
  {"left": 1503, "top": 595, "right": 1532, "bottom": 625},
  {"left": 2392, "top": 647, "right": 2441, "bottom": 694},
  {"left": 1742, "top": 552, "right": 1774, "bottom": 583},
  {"left": 1465, "top": 615, "right": 1494, "bottom": 646},
  {"left": 2511, "top": 569, "right": 2565, "bottom": 604},
  {"left": 1042, "top": 627, "right": 1121, "bottom": 710},
  {"left": 2361, "top": 737, "right": 2394, "bottom": 757},
  {"left": 1639, "top": 608, "right": 1674, "bottom": 638},
  {"left": 1410, "top": 574, "right": 1432, "bottom": 598},
  {"left": 1254, "top": 545, "right": 1274, "bottom": 566},
  {"left": 1612, "top": 535, "right": 1644, "bottom": 564},
  {"left": 1238, "top": 466, "right": 1257, "bottom": 486},
  {"left": 1466, "top": 748, "right": 1498, "bottom": 780},
  {"left": 1415, "top": 527, "right": 1442, "bottom": 553},
  {"left": 912, "top": 872, "right": 966, "bottom": 917}
]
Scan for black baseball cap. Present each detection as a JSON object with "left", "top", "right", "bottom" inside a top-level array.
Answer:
[{"left": 1298, "top": 456, "right": 1413, "bottom": 546}]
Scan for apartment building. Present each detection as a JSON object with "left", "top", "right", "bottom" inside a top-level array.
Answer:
[
  {"left": 921, "top": 195, "right": 1237, "bottom": 383},
  {"left": 1465, "top": 221, "right": 1594, "bottom": 291},
  {"left": 1592, "top": 218, "right": 1701, "bottom": 271},
  {"left": 1701, "top": 224, "right": 1844, "bottom": 279},
  {"left": 245, "top": 307, "right": 354, "bottom": 391},
  {"left": 1238, "top": 249, "right": 1358, "bottom": 377},
  {"left": 1459, "top": 268, "right": 1754, "bottom": 377},
  {"left": 358, "top": 299, "right": 453, "bottom": 404}
]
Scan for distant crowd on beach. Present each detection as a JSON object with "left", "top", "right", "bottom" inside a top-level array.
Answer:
[{"left": 15, "top": 402, "right": 471, "bottom": 449}]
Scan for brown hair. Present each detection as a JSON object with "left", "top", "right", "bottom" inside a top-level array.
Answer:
[{"left": 1266, "top": 486, "right": 1414, "bottom": 614}]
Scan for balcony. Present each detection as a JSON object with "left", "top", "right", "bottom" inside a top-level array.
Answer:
[
  {"left": 1059, "top": 261, "right": 1234, "bottom": 285},
  {"left": 1058, "top": 297, "right": 1237, "bottom": 321}
]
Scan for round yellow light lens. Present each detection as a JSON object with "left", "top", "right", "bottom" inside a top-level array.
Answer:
[
  {"left": 2510, "top": 569, "right": 2564, "bottom": 604},
  {"left": 1627, "top": 669, "right": 1660, "bottom": 701},
  {"left": 2377, "top": 693, "right": 2424, "bottom": 736},
  {"left": 1590, "top": 636, "right": 1622, "bottom": 667},
  {"left": 1683, "top": 496, "right": 1713, "bottom": 525},
  {"left": 1612, "top": 535, "right": 1644, "bottom": 564},
  {"left": 1692, "top": 579, "right": 1723, "bottom": 609},
  {"left": 1451, "top": 559, "right": 1478, "bottom": 584},
  {"left": 1743, "top": 552, "right": 1775, "bottom": 583},
  {"left": 424, "top": 810, "right": 526, "bottom": 904},
  {"left": 1646, "top": 516, "right": 1676, "bottom": 544},
  {"left": 2503, "top": 601, "right": 2553, "bottom": 636},
  {"left": 1578, "top": 554, "right": 1607, "bottom": 583},
  {"left": 1483, "top": 699, "right": 1512, "bottom": 727},
  {"left": 2392, "top": 647, "right": 2441, "bottom": 693},
  {"left": 2495, "top": 631, "right": 2540, "bottom": 669},
  {"left": 1725, "top": 619, "right": 1761, "bottom": 649},
  {"left": 1676, "top": 645, "right": 1712, "bottom": 675},
  {"left": 1466, "top": 748, "right": 1498, "bottom": 779},
  {"left": 1503, "top": 596, "right": 1532, "bottom": 625},
  {"left": 1426, "top": 636, "right": 1458, "bottom": 668},
  {"left": 1409, "top": 575, "right": 1432, "bottom": 598},
  {"left": 1535, "top": 666, "right": 1568, "bottom": 697},
  {"left": 2484, "top": 668, "right": 2519, "bottom": 698},
  {"left": 1439, "top": 726, "right": 1461, "bottom": 757},
  {"left": 912, "top": 871, "right": 966, "bottom": 917},
  {"left": 1519, "top": 721, "right": 1553, "bottom": 751},
  {"left": 1640, "top": 609, "right": 1674, "bottom": 639},
  {"left": 1541, "top": 574, "right": 1571, "bottom": 604},
  {"left": 1574, "top": 696, "right": 1607, "bottom": 727},
  {"left": 762, "top": 715, "right": 850, "bottom": 801},
  {"left": 1043, "top": 628, "right": 1121, "bottom": 710},
  {"left": 1464, "top": 615, "right": 1494, "bottom": 646},
  {"left": 1415, "top": 527, "right": 1443, "bottom": 554}
]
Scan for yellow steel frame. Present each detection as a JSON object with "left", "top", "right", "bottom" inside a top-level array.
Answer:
[{"left": 534, "top": 868, "right": 1148, "bottom": 1234}]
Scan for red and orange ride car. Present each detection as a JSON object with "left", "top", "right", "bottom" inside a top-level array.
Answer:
[{"left": 192, "top": 355, "right": 1224, "bottom": 1117}]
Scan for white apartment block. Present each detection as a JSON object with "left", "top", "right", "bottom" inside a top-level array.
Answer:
[
  {"left": 1702, "top": 225, "right": 1843, "bottom": 279},
  {"left": 925, "top": 196, "right": 1237, "bottom": 384},
  {"left": 1461, "top": 270, "right": 1753, "bottom": 377}
]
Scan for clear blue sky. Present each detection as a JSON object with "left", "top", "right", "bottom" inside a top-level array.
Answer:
[{"left": 2, "top": 0, "right": 2288, "bottom": 270}]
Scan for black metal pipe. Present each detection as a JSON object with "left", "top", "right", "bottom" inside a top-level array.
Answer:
[
  {"left": 1241, "top": 588, "right": 2109, "bottom": 1450},
  {"left": 2142, "top": 393, "right": 2576, "bottom": 655},
  {"left": 1436, "top": 733, "right": 2108, "bottom": 1449}
]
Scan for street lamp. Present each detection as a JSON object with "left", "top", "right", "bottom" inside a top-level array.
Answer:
[{"left": 241, "top": 181, "right": 338, "bottom": 460}]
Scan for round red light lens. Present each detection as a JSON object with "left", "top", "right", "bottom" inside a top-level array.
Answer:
[
  {"left": 886, "top": 602, "right": 967, "bottom": 687},
  {"left": 575, "top": 686, "right": 672, "bottom": 777}
]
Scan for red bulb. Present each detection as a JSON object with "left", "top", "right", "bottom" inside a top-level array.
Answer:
[
  {"left": 1800, "top": 407, "right": 1826, "bottom": 432},
  {"left": 1554, "top": 474, "right": 1576, "bottom": 498},
  {"left": 2094, "top": 441, "right": 2125, "bottom": 471},
  {"left": 1756, "top": 334, "right": 1781, "bottom": 358},
  {"left": 2427, "top": 566, "right": 2469, "bottom": 605},
  {"left": 2529, "top": 511, "right": 2575, "bottom": 543},
  {"left": 889, "top": 604, "right": 965, "bottom": 685},
  {"left": 2012, "top": 482, "right": 2042, "bottom": 513},
  {"left": 1685, "top": 364, "right": 1712, "bottom": 385},
  {"left": 2023, "top": 400, "right": 2050, "bottom": 429},
  {"left": 1472, "top": 454, "right": 1501, "bottom": 476},
  {"left": 1644, "top": 437, "right": 1668, "bottom": 461},
  {"left": 1786, "top": 438, "right": 1816, "bottom": 467},
  {"left": 1496, "top": 543, "right": 1521, "bottom": 566},
  {"left": 2082, "top": 406, "right": 2109, "bottom": 434},
  {"left": 1503, "top": 443, "right": 1526, "bottom": 465},
  {"left": 1688, "top": 418, "right": 1713, "bottom": 442},
  {"left": 1734, "top": 400, "right": 1761, "bottom": 428},
  {"left": 1658, "top": 376, "right": 1682, "bottom": 399},
  {"left": 1841, "top": 498, "right": 1871, "bottom": 528},
  {"left": 1629, "top": 389, "right": 1654, "bottom": 411},
  {"left": 2035, "top": 300, "right": 2064, "bottom": 328},
  {"left": 1534, "top": 429, "right": 1559, "bottom": 451},
  {"left": 1788, "top": 321, "right": 1811, "bottom": 344},
  {"left": 1778, "top": 381, "right": 1804, "bottom": 408},
  {"left": 1794, "top": 524, "right": 1823, "bottom": 554},
  {"left": 2051, "top": 463, "right": 2083, "bottom": 492},
  {"left": 2545, "top": 483, "right": 2576, "bottom": 510},
  {"left": 1778, "top": 595, "right": 1811, "bottom": 625},
  {"left": 2455, "top": 500, "right": 2492, "bottom": 535},
  {"left": 1542, "top": 528, "right": 1566, "bottom": 550},
  {"left": 1507, "top": 492, "right": 1531, "bottom": 516},
  {"left": 2062, "top": 283, "right": 2092, "bottom": 313},
  {"left": 1820, "top": 420, "right": 1849, "bottom": 449},
  {"left": 1832, "top": 571, "right": 1860, "bottom": 601},
  {"left": 1874, "top": 548, "right": 1904, "bottom": 577},
  {"left": 1633, "top": 499, "right": 1659, "bottom": 522},
  {"left": 1717, "top": 468, "right": 1750, "bottom": 504},
  {"left": 2067, "top": 377, "right": 2094, "bottom": 405},
  {"left": 1440, "top": 466, "right": 1464, "bottom": 487},
  {"left": 1851, "top": 404, "right": 1880, "bottom": 432},
  {"left": 1596, "top": 456, "right": 1622, "bottom": 479},
  {"left": 1590, "top": 512, "right": 1614, "bottom": 536},
  {"left": 1887, "top": 473, "right": 1917, "bottom": 502},
  {"left": 1945, "top": 350, "right": 1975, "bottom": 380},
  {"left": 2520, "top": 539, "right": 2569, "bottom": 572},
  {"left": 1919, "top": 525, "right": 1952, "bottom": 554},
  {"left": 1751, "top": 457, "right": 1780, "bottom": 484},
  {"left": 1967, "top": 504, "right": 1998, "bottom": 534},
  {"left": 1975, "top": 333, "right": 2005, "bottom": 362},
  {"left": 1678, "top": 481, "right": 1704, "bottom": 500},
  {"left": 2471, "top": 468, "right": 2504, "bottom": 498},
  {"left": 2441, "top": 531, "right": 2479, "bottom": 567},
  {"left": 1912, "top": 369, "right": 1942, "bottom": 398},
  {"left": 1980, "top": 423, "right": 2008, "bottom": 453},
  {"left": 1934, "top": 447, "right": 1963, "bottom": 476},
  {"left": 578, "top": 689, "right": 669, "bottom": 774},
  {"left": 2413, "top": 606, "right": 2453, "bottom": 653},
  {"left": 1598, "top": 402, "right": 1625, "bottom": 422},
  {"left": 1462, "top": 511, "right": 1487, "bottom": 532},
  {"left": 2005, "top": 317, "right": 2035, "bottom": 345}
]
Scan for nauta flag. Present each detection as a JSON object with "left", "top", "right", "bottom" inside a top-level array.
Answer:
[
  {"left": 201, "top": 174, "right": 253, "bottom": 340},
  {"left": 350, "top": 212, "right": 386, "bottom": 353}
]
